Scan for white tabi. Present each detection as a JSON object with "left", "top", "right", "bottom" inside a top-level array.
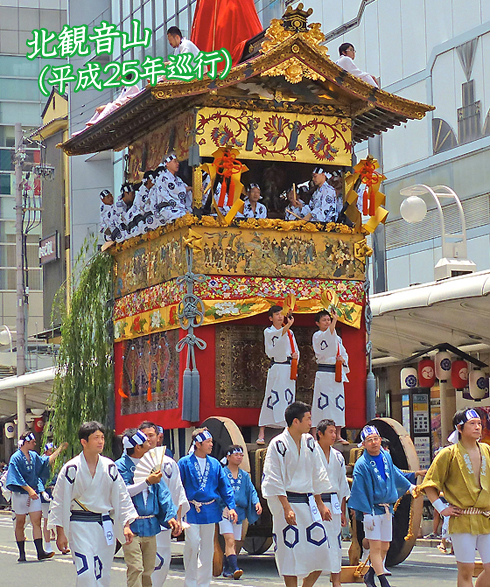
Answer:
[
  {"left": 258, "top": 326, "right": 299, "bottom": 428},
  {"left": 262, "top": 429, "right": 333, "bottom": 578},
  {"left": 48, "top": 453, "right": 137, "bottom": 587},
  {"left": 150, "top": 169, "right": 190, "bottom": 225},
  {"left": 153, "top": 456, "right": 190, "bottom": 587},
  {"left": 311, "top": 330, "right": 349, "bottom": 428},
  {"left": 317, "top": 445, "right": 350, "bottom": 573}
]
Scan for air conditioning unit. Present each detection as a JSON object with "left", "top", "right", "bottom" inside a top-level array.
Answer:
[{"left": 434, "top": 257, "right": 477, "bottom": 280}]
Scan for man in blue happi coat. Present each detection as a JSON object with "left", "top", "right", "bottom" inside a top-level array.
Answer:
[
  {"left": 219, "top": 444, "right": 262, "bottom": 579},
  {"left": 116, "top": 429, "right": 180, "bottom": 587},
  {"left": 349, "top": 425, "right": 413, "bottom": 587},
  {"left": 6, "top": 431, "right": 67, "bottom": 562},
  {"left": 178, "top": 428, "right": 237, "bottom": 587}
]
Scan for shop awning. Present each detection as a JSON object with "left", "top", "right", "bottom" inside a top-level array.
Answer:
[
  {"left": 371, "top": 271, "right": 490, "bottom": 365},
  {"left": 0, "top": 367, "right": 55, "bottom": 417}
]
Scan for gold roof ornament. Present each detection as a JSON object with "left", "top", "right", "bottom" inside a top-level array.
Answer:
[{"left": 260, "top": 4, "right": 328, "bottom": 84}]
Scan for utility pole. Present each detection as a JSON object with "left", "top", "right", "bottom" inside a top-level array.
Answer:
[{"left": 14, "top": 122, "right": 26, "bottom": 437}]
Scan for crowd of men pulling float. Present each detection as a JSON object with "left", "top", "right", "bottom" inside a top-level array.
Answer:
[{"left": 2, "top": 310, "right": 490, "bottom": 587}]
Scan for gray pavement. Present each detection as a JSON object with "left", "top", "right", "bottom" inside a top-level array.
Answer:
[{"left": 0, "top": 511, "right": 460, "bottom": 586}]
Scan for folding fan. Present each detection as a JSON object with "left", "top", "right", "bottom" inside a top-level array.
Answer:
[{"left": 133, "top": 446, "right": 166, "bottom": 484}]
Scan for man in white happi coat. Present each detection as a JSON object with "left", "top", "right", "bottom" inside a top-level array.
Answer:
[
  {"left": 138, "top": 421, "right": 190, "bottom": 587},
  {"left": 167, "top": 26, "right": 200, "bottom": 57},
  {"left": 311, "top": 310, "right": 349, "bottom": 443},
  {"left": 49, "top": 421, "right": 137, "bottom": 587},
  {"left": 310, "top": 167, "right": 340, "bottom": 223},
  {"left": 257, "top": 305, "right": 299, "bottom": 445},
  {"left": 336, "top": 43, "right": 378, "bottom": 87},
  {"left": 150, "top": 154, "right": 192, "bottom": 226},
  {"left": 316, "top": 419, "right": 350, "bottom": 587},
  {"left": 262, "top": 401, "right": 333, "bottom": 587}
]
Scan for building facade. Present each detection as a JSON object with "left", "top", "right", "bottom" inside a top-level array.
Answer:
[{"left": 308, "top": 0, "right": 490, "bottom": 290}]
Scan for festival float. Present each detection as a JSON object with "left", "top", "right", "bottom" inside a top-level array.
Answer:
[{"left": 60, "top": 4, "right": 434, "bottom": 570}]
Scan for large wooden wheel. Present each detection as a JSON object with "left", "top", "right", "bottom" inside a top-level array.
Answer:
[{"left": 350, "top": 417, "right": 423, "bottom": 567}]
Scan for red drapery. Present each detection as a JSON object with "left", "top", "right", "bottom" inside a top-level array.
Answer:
[{"left": 191, "top": 0, "right": 263, "bottom": 64}]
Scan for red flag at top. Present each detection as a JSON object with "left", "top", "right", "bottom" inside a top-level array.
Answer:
[{"left": 191, "top": 0, "right": 263, "bottom": 65}]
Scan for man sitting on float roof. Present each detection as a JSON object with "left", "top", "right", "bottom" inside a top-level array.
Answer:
[
  {"left": 336, "top": 43, "right": 378, "bottom": 88},
  {"left": 167, "top": 26, "right": 200, "bottom": 57},
  {"left": 310, "top": 167, "right": 339, "bottom": 223},
  {"left": 150, "top": 153, "right": 193, "bottom": 226}
]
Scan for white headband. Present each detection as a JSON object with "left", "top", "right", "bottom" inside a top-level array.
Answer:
[
  {"left": 19, "top": 432, "right": 35, "bottom": 446},
  {"left": 163, "top": 153, "right": 177, "bottom": 165},
  {"left": 188, "top": 430, "right": 213, "bottom": 454}
]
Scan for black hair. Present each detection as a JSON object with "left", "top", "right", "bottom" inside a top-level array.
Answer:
[
  {"left": 268, "top": 305, "right": 283, "bottom": 318},
  {"left": 78, "top": 421, "right": 105, "bottom": 442},
  {"left": 339, "top": 42, "right": 354, "bottom": 56},
  {"left": 452, "top": 407, "right": 484, "bottom": 440},
  {"left": 226, "top": 444, "right": 244, "bottom": 456},
  {"left": 167, "top": 26, "right": 183, "bottom": 38},
  {"left": 139, "top": 421, "right": 158, "bottom": 434},
  {"left": 285, "top": 401, "right": 311, "bottom": 427},
  {"left": 315, "top": 309, "right": 332, "bottom": 323},
  {"left": 143, "top": 170, "right": 156, "bottom": 181},
  {"left": 316, "top": 419, "right": 336, "bottom": 439},
  {"left": 122, "top": 427, "right": 139, "bottom": 456}
]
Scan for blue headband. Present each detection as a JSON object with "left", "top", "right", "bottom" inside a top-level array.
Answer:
[
  {"left": 44, "top": 442, "right": 54, "bottom": 451},
  {"left": 123, "top": 430, "right": 148, "bottom": 450},
  {"left": 360, "top": 425, "right": 380, "bottom": 442},
  {"left": 194, "top": 430, "right": 212, "bottom": 444},
  {"left": 157, "top": 426, "right": 164, "bottom": 435},
  {"left": 19, "top": 432, "right": 35, "bottom": 446},
  {"left": 457, "top": 409, "right": 480, "bottom": 426}
]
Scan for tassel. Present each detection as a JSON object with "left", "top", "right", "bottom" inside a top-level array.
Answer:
[
  {"left": 369, "top": 187, "right": 376, "bottom": 216},
  {"left": 147, "top": 337, "right": 152, "bottom": 401},
  {"left": 188, "top": 140, "right": 200, "bottom": 167},
  {"left": 156, "top": 378, "right": 161, "bottom": 394},
  {"left": 118, "top": 388, "right": 129, "bottom": 398},
  {"left": 181, "top": 367, "right": 193, "bottom": 421},
  {"left": 118, "top": 353, "right": 128, "bottom": 398},
  {"left": 131, "top": 379, "right": 136, "bottom": 395},
  {"left": 147, "top": 383, "right": 152, "bottom": 402},
  {"left": 190, "top": 369, "right": 201, "bottom": 422},
  {"left": 362, "top": 187, "right": 368, "bottom": 216}
]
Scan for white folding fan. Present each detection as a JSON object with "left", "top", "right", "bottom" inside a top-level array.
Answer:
[{"left": 134, "top": 446, "right": 167, "bottom": 484}]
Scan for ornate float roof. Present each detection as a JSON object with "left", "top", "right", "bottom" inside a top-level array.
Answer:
[{"left": 61, "top": 8, "right": 434, "bottom": 157}]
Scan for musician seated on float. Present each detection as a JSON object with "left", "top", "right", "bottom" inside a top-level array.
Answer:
[
  {"left": 99, "top": 189, "right": 122, "bottom": 242},
  {"left": 284, "top": 184, "right": 312, "bottom": 221},
  {"left": 150, "top": 153, "right": 193, "bottom": 226},
  {"left": 310, "top": 167, "right": 340, "bottom": 223},
  {"left": 117, "top": 183, "right": 136, "bottom": 241},
  {"left": 238, "top": 183, "right": 267, "bottom": 219}
]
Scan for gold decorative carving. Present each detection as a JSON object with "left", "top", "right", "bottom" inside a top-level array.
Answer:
[{"left": 263, "top": 57, "right": 326, "bottom": 84}]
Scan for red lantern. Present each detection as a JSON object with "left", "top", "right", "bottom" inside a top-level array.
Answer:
[
  {"left": 451, "top": 360, "right": 468, "bottom": 390},
  {"left": 34, "top": 417, "right": 44, "bottom": 433},
  {"left": 418, "top": 358, "right": 435, "bottom": 388}
]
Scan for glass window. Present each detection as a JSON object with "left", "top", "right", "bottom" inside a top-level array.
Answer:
[
  {"left": 0, "top": 127, "right": 15, "bottom": 148},
  {"left": 122, "top": 0, "right": 130, "bottom": 18},
  {"left": 155, "top": 0, "right": 164, "bottom": 29},
  {"left": 112, "top": 0, "right": 120, "bottom": 23},
  {"left": 0, "top": 56, "right": 39, "bottom": 78},
  {"left": 0, "top": 268, "right": 16, "bottom": 291},
  {"left": 143, "top": 0, "right": 153, "bottom": 32},
  {"left": 0, "top": 102, "right": 42, "bottom": 127},
  {"left": 0, "top": 195, "right": 15, "bottom": 220},
  {"left": 0, "top": 150, "right": 14, "bottom": 172},
  {"left": 0, "top": 79, "right": 41, "bottom": 102},
  {"left": 0, "top": 219, "right": 16, "bottom": 243},
  {"left": 28, "top": 269, "right": 42, "bottom": 291},
  {"left": 0, "top": 174, "right": 11, "bottom": 195},
  {"left": 0, "top": 244, "right": 15, "bottom": 267}
]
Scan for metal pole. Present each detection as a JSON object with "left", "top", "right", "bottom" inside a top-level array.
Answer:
[
  {"left": 364, "top": 256, "right": 377, "bottom": 421},
  {"left": 15, "top": 122, "right": 26, "bottom": 438}
]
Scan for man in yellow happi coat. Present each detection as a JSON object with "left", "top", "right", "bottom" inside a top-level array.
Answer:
[{"left": 418, "top": 408, "right": 490, "bottom": 587}]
